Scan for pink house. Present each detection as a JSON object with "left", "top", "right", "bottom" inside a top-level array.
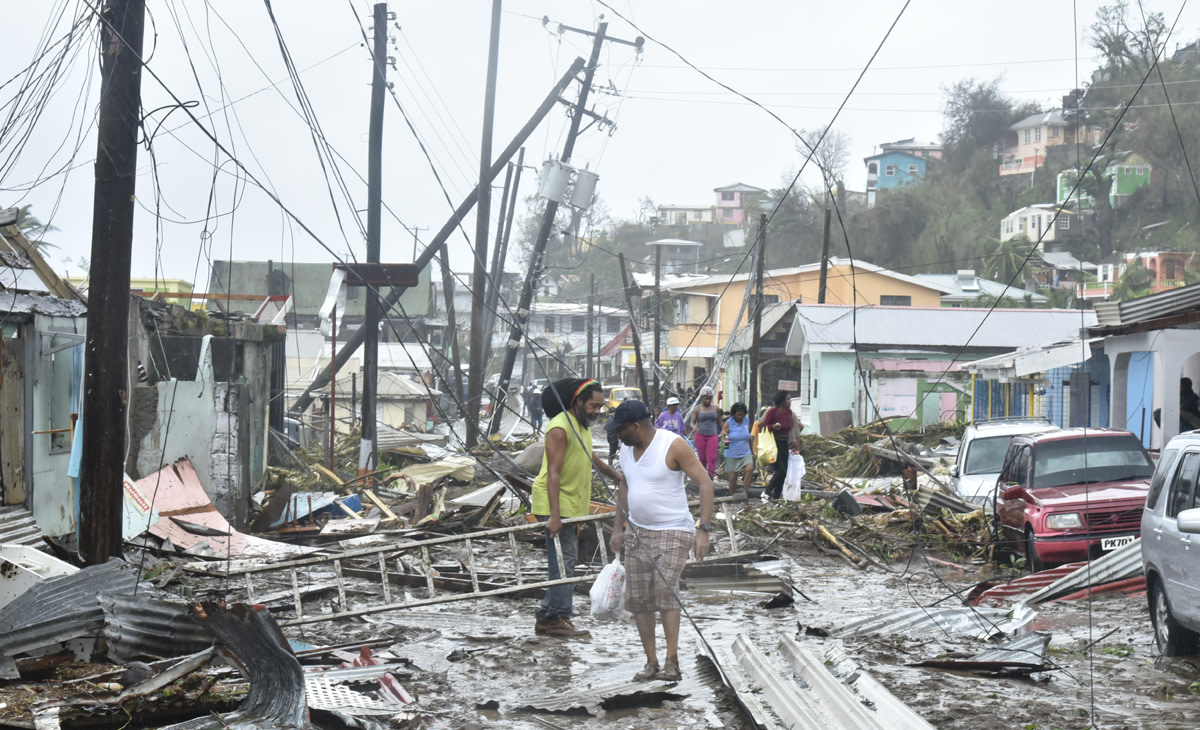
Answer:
[{"left": 713, "top": 182, "right": 765, "bottom": 226}]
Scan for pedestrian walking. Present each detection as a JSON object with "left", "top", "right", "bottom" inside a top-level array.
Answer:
[
  {"left": 531, "top": 378, "right": 625, "bottom": 638},
  {"left": 607, "top": 400, "right": 714, "bottom": 683},
  {"left": 720, "top": 402, "right": 754, "bottom": 497},
  {"left": 689, "top": 386, "right": 722, "bottom": 478},
  {"left": 654, "top": 396, "right": 686, "bottom": 436},
  {"left": 762, "top": 390, "right": 802, "bottom": 500}
]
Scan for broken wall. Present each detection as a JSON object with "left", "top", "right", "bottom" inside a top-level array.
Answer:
[{"left": 129, "top": 323, "right": 271, "bottom": 528}]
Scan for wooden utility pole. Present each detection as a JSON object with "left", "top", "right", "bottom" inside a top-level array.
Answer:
[
  {"left": 289, "top": 58, "right": 584, "bottom": 417},
  {"left": 817, "top": 190, "right": 832, "bottom": 304},
  {"left": 748, "top": 214, "right": 766, "bottom": 417},
  {"left": 586, "top": 273, "right": 595, "bottom": 378},
  {"left": 360, "top": 2, "right": 388, "bottom": 475},
  {"left": 481, "top": 149, "right": 524, "bottom": 377},
  {"left": 439, "top": 246, "right": 465, "bottom": 405},
  {"left": 328, "top": 310, "right": 338, "bottom": 470},
  {"left": 489, "top": 23, "right": 612, "bottom": 435},
  {"left": 652, "top": 244, "right": 661, "bottom": 407},
  {"left": 466, "top": 0, "right": 503, "bottom": 447},
  {"left": 80, "top": 0, "right": 145, "bottom": 564},
  {"left": 618, "top": 253, "right": 648, "bottom": 397}
]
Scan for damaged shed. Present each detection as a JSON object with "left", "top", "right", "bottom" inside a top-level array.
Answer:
[{"left": 0, "top": 209, "right": 88, "bottom": 537}]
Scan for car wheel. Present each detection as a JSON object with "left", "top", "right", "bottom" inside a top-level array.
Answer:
[
  {"left": 1151, "top": 580, "right": 1198, "bottom": 656},
  {"left": 1024, "top": 527, "right": 1045, "bottom": 573}
]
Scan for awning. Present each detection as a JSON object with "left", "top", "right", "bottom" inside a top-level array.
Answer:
[{"left": 960, "top": 338, "right": 1099, "bottom": 379}]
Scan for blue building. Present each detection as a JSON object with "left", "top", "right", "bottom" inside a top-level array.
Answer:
[{"left": 864, "top": 138, "right": 941, "bottom": 206}]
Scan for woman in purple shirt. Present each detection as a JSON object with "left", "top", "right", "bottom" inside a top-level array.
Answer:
[{"left": 655, "top": 396, "right": 686, "bottom": 436}]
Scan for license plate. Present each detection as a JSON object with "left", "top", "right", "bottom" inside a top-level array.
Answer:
[{"left": 1101, "top": 536, "right": 1135, "bottom": 551}]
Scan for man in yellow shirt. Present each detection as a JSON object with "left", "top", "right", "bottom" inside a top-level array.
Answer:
[{"left": 532, "top": 378, "right": 625, "bottom": 638}]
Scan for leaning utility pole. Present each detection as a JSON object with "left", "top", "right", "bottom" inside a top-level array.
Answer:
[
  {"left": 652, "top": 243, "right": 662, "bottom": 407},
  {"left": 360, "top": 2, "right": 388, "bottom": 475},
  {"left": 748, "top": 214, "right": 766, "bottom": 417},
  {"left": 489, "top": 21, "right": 615, "bottom": 435},
  {"left": 289, "top": 58, "right": 586, "bottom": 417},
  {"left": 80, "top": 0, "right": 145, "bottom": 564},
  {"left": 466, "top": 0, "right": 503, "bottom": 447},
  {"left": 618, "top": 253, "right": 648, "bottom": 398},
  {"left": 817, "top": 190, "right": 832, "bottom": 304},
  {"left": 586, "top": 273, "right": 595, "bottom": 378}
]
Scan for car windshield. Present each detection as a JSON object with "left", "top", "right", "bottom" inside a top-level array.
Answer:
[
  {"left": 612, "top": 389, "right": 638, "bottom": 400},
  {"left": 963, "top": 435, "right": 1016, "bottom": 475},
  {"left": 1032, "top": 435, "right": 1154, "bottom": 489}
]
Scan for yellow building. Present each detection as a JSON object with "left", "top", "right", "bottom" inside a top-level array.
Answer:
[
  {"left": 68, "top": 275, "right": 202, "bottom": 311},
  {"left": 656, "top": 257, "right": 952, "bottom": 387}
]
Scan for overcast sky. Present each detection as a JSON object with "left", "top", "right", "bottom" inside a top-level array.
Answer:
[{"left": 3, "top": 0, "right": 1199, "bottom": 289}]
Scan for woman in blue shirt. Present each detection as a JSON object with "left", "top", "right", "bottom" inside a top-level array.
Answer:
[{"left": 720, "top": 402, "right": 754, "bottom": 497}]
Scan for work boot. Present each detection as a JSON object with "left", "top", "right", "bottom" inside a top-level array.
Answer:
[
  {"left": 632, "top": 660, "right": 659, "bottom": 682},
  {"left": 534, "top": 616, "right": 552, "bottom": 635},
  {"left": 658, "top": 656, "right": 682, "bottom": 682},
  {"left": 539, "top": 616, "right": 591, "bottom": 638}
]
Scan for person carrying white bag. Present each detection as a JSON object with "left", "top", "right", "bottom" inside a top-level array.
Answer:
[
  {"left": 781, "top": 453, "right": 807, "bottom": 501},
  {"left": 590, "top": 558, "right": 626, "bottom": 618}
]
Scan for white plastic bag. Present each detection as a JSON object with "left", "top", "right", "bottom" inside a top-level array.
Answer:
[
  {"left": 589, "top": 558, "right": 626, "bottom": 618},
  {"left": 781, "top": 453, "right": 807, "bottom": 501}
]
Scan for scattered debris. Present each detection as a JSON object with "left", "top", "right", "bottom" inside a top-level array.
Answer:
[
  {"left": 834, "top": 604, "right": 1035, "bottom": 640},
  {"left": 912, "top": 631, "right": 1052, "bottom": 675}
]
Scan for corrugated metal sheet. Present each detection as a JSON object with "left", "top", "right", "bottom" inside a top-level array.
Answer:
[
  {"left": 140, "top": 459, "right": 314, "bottom": 561},
  {"left": 1112, "top": 281, "right": 1200, "bottom": 327},
  {"left": 99, "top": 594, "right": 214, "bottom": 663},
  {"left": 0, "top": 506, "right": 45, "bottom": 547},
  {"left": 509, "top": 679, "right": 685, "bottom": 714},
  {"left": 0, "top": 291, "right": 86, "bottom": 316},
  {"left": 305, "top": 675, "right": 405, "bottom": 716},
  {"left": 914, "top": 485, "right": 977, "bottom": 515},
  {"left": 788, "top": 305, "right": 1096, "bottom": 353},
  {"left": 0, "top": 558, "right": 142, "bottom": 657},
  {"left": 718, "top": 633, "right": 935, "bottom": 730},
  {"left": 969, "top": 563, "right": 1082, "bottom": 606},
  {"left": 821, "top": 643, "right": 941, "bottom": 727},
  {"left": 1023, "top": 538, "right": 1143, "bottom": 606},
  {"left": 835, "top": 604, "right": 1034, "bottom": 640},
  {"left": 911, "top": 632, "right": 1050, "bottom": 674}
]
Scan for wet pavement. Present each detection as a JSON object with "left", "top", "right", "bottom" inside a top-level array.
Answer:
[{"left": 238, "top": 533, "right": 1200, "bottom": 729}]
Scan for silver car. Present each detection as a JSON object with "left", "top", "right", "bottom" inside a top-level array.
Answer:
[
  {"left": 1141, "top": 431, "right": 1200, "bottom": 655},
  {"left": 950, "top": 419, "right": 1058, "bottom": 504}
]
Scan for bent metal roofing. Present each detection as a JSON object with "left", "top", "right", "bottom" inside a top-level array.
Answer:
[{"left": 786, "top": 304, "right": 1097, "bottom": 353}]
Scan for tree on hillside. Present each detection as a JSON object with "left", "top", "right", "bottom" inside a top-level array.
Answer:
[
  {"left": 798, "top": 125, "right": 851, "bottom": 186},
  {"left": 1090, "top": 1, "right": 1167, "bottom": 79},
  {"left": 940, "top": 78, "right": 1038, "bottom": 174}
]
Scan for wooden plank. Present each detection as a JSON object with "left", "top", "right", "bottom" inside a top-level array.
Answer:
[
  {"left": 0, "top": 224, "right": 79, "bottom": 301},
  {"left": 364, "top": 489, "right": 398, "bottom": 521}
]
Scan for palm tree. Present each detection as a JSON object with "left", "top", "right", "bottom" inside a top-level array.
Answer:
[
  {"left": 1113, "top": 258, "right": 1155, "bottom": 301},
  {"left": 983, "top": 236, "right": 1028, "bottom": 288},
  {"left": 13, "top": 205, "right": 57, "bottom": 252}
]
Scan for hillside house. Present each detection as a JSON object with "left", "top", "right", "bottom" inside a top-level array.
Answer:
[
  {"left": 999, "top": 204, "right": 1081, "bottom": 245},
  {"left": 999, "top": 110, "right": 1070, "bottom": 176},
  {"left": 1056, "top": 163, "right": 1152, "bottom": 209},
  {"left": 913, "top": 270, "right": 1046, "bottom": 307},
  {"left": 864, "top": 138, "right": 941, "bottom": 205},
  {"left": 1079, "top": 250, "right": 1193, "bottom": 301},
  {"left": 713, "top": 182, "right": 765, "bottom": 226}
]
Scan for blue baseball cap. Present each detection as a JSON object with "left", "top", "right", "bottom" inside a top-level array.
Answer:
[{"left": 605, "top": 400, "right": 651, "bottom": 433}]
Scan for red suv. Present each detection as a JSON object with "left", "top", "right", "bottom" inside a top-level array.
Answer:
[{"left": 996, "top": 428, "right": 1154, "bottom": 571}]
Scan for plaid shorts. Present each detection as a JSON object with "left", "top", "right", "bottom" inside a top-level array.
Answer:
[{"left": 625, "top": 526, "right": 693, "bottom": 613}]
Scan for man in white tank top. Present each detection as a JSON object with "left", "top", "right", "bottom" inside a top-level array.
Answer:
[{"left": 606, "top": 400, "right": 715, "bottom": 683}]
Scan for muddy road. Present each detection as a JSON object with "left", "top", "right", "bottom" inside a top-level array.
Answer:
[{"left": 268, "top": 535, "right": 1199, "bottom": 730}]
